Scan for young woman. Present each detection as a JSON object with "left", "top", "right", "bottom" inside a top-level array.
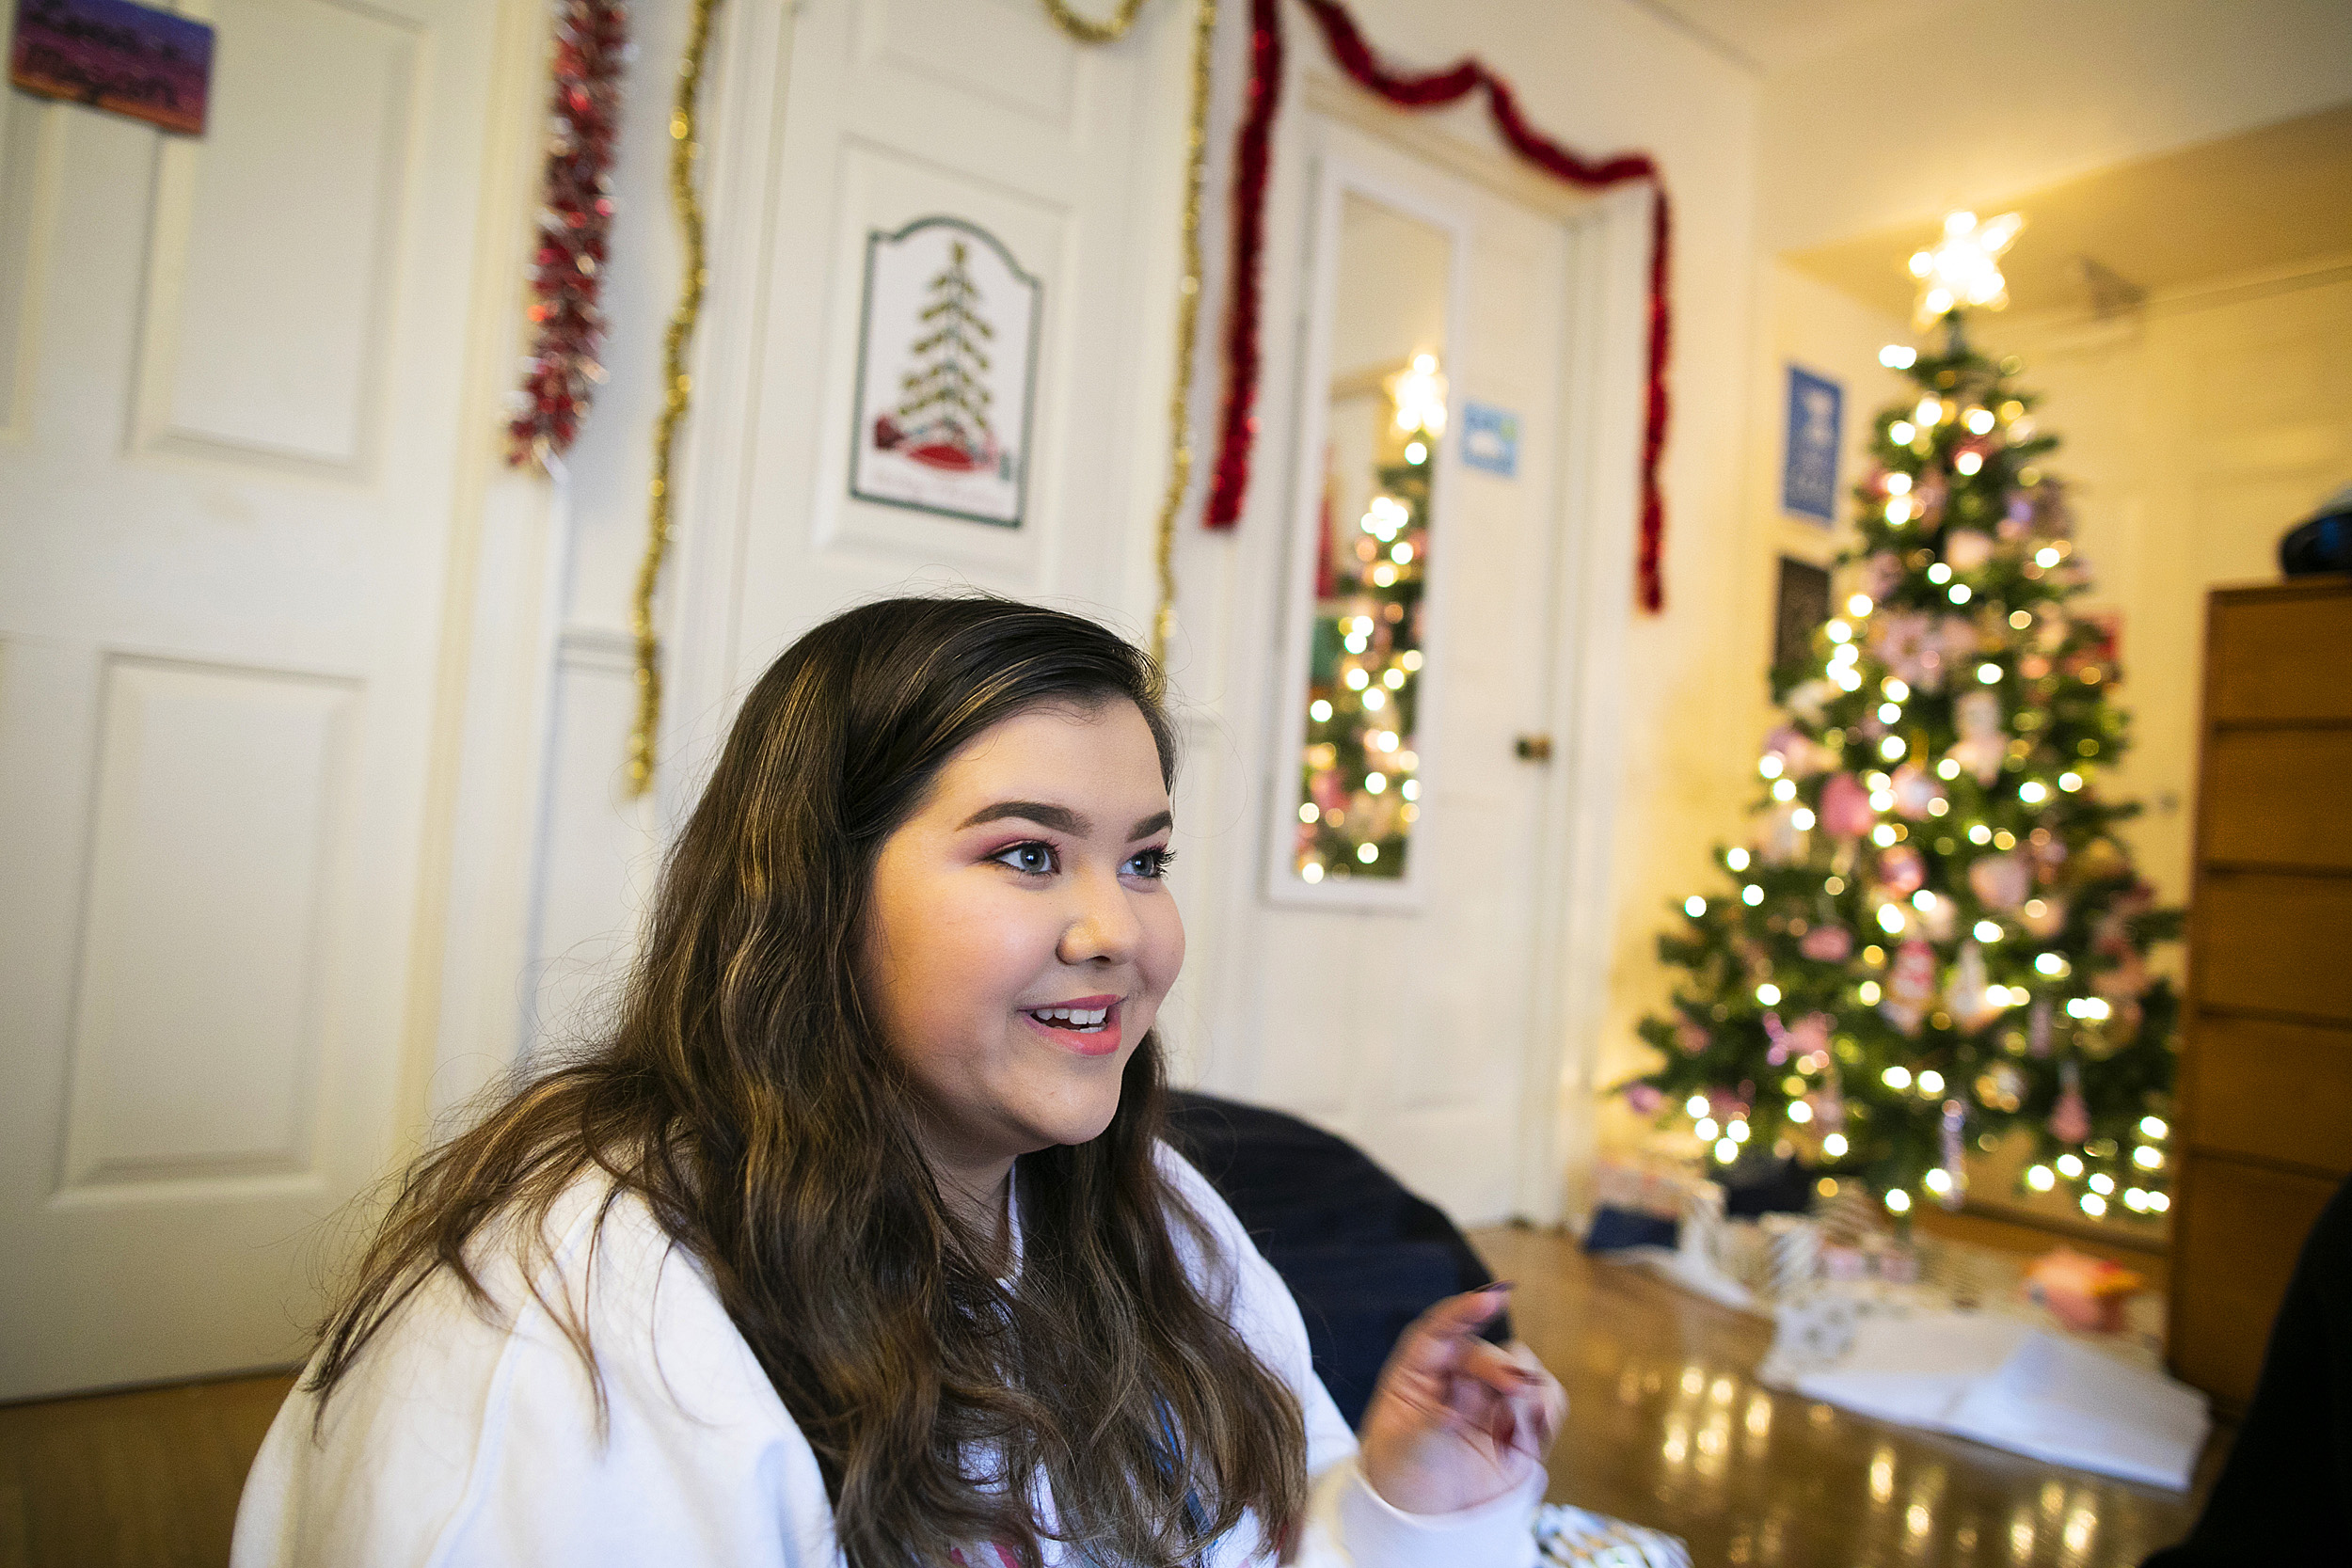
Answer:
[{"left": 233, "top": 595, "right": 1563, "bottom": 1567}]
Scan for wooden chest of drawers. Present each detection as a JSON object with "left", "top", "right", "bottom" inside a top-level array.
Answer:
[{"left": 2169, "top": 578, "right": 2352, "bottom": 1411}]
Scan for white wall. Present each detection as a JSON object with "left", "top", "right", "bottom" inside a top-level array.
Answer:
[{"left": 1760, "top": 0, "right": 2352, "bottom": 253}]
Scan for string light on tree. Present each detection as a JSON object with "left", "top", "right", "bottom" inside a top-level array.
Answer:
[{"left": 1625, "top": 229, "right": 2180, "bottom": 1221}]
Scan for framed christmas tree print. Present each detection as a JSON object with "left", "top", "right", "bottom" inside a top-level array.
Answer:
[{"left": 849, "top": 216, "right": 1041, "bottom": 528}]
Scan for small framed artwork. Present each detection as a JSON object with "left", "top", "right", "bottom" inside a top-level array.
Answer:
[
  {"left": 9, "top": 0, "right": 215, "bottom": 135},
  {"left": 1773, "top": 556, "right": 1831, "bottom": 672},
  {"left": 849, "top": 215, "right": 1041, "bottom": 529},
  {"left": 1782, "top": 364, "right": 1843, "bottom": 525}
]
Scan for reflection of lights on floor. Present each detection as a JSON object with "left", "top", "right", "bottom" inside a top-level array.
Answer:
[{"left": 2063, "top": 1507, "right": 2096, "bottom": 1554}]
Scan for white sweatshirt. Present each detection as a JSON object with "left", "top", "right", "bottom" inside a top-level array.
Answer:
[{"left": 231, "top": 1148, "right": 1541, "bottom": 1567}]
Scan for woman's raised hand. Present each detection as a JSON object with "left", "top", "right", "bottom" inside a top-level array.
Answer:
[{"left": 1355, "top": 1286, "right": 1565, "bottom": 1516}]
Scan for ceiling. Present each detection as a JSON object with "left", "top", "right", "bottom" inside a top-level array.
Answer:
[
  {"left": 1783, "top": 102, "right": 2352, "bottom": 320},
  {"left": 1634, "top": 0, "right": 1931, "bottom": 72}
]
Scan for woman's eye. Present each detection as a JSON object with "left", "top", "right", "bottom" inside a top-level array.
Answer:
[
  {"left": 1124, "top": 847, "right": 1176, "bottom": 879},
  {"left": 994, "top": 842, "right": 1057, "bottom": 876}
]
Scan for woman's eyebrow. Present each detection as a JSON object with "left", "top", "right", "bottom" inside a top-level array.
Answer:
[
  {"left": 959, "top": 800, "right": 1089, "bottom": 835},
  {"left": 1129, "top": 810, "right": 1174, "bottom": 840}
]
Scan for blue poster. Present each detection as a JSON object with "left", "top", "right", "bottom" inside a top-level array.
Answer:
[
  {"left": 1782, "top": 365, "right": 1842, "bottom": 524},
  {"left": 1459, "top": 402, "right": 1519, "bottom": 479}
]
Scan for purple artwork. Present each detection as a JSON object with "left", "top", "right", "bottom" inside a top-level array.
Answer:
[{"left": 10, "top": 0, "right": 214, "bottom": 135}]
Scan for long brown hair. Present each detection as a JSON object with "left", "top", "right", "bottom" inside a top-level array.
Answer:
[{"left": 310, "top": 595, "right": 1307, "bottom": 1567}]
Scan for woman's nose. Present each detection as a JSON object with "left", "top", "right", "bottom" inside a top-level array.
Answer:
[{"left": 1057, "top": 866, "right": 1142, "bottom": 965}]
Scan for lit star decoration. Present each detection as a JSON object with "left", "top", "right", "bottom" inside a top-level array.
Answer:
[
  {"left": 507, "top": 0, "right": 628, "bottom": 467},
  {"left": 1909, "top": 210, "right": 2024, "bottom": 330}
]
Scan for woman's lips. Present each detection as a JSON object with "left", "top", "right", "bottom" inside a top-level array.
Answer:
[{"left": 1021, "top": 995, "right": 1123, "bottom": 1056}]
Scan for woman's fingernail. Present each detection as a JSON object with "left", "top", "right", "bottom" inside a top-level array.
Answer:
[{"left": 1481, "top": 1280, "right": 1515, "bottom": 1294}]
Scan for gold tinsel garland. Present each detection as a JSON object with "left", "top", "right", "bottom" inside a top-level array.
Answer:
[
  {"left": 627, "top": 0, "right": 721, "bottom": 797},
  {"left": 1039, "top": 0, "right": 1211, "bottom": 667},
  {"left": 1039, "top": 0, "right": 1149, "bottom": 44}
]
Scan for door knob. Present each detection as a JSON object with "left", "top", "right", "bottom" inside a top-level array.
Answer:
[{"left": 1515, "top": 734, "right": 1553, "bottom": 762}]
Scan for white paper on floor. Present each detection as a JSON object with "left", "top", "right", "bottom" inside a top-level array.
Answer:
[{"left": 1765, "top": 1306, "right": 2209, "bottom": 1489}]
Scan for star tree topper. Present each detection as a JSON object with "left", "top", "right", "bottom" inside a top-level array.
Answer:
[{"left": 1910, "top": 210, "right": 2025, "bottom": 330}]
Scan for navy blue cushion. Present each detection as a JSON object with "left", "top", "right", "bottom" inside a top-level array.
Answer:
[{"left": 1163, "top": 1092, "right": 1502, "bottom": 1430}]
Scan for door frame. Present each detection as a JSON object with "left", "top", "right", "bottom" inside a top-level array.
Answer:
[
  {"left": 1510, "top": 179, "right": 1652, "bottom": 1224},
  {"left": 1224, "top": 97, "right": 1652, "bottom": 1227}
]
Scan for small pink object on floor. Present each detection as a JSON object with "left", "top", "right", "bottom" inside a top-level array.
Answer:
[{"left": 2023, "top": 1246, "right": 2144, "bottom": 1333}]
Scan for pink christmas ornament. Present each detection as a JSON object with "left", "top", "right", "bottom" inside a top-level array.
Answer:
[
  {"left": 2029, "top": 999, "right": 2054, "bottom": 1058},
  {"left": 1889, "top": 763, "right": 1946, "bottom": 821},
  {"left": 1944, "top": 530, "right": 1995, "bottom": 573},
  {"left": 1626, "top": 1084, "right": 1664, "bottom": 1115},
  {"left": 1800, "top": 923, "right": 1853, "bottom": 962},
  {"left": 2095, "top": 949, "right": 2151, "bottom": 1002},
  {"left": 2031, "top": 833, "right": 2070, "bottom": 879},
  {"left": 1766, "top": 726, "right": 1836, "bottom": 779},
  {"left": 1937, "top": 615, "right": 1983, "bottom": 666},
  {"left": 1820, "top": 772, "right": 1876, "bottom": 840},
  {"left": 1878, "top": 844, "right": 1927, "bottom": 895},
  {"left": 1968, "top": 852, "right": 2031, "bottom": 911},
  {"left": 1914, "top": 892, "right": 1958, "bottom": 943},
  {"left": 1882, "top": 939, "right": 1939, "bottom": 1035},
  {"left": 1938, "top": 1101, "right": 1968, "bottom": 1211},
  {"left": 1871, "top": 612, "right": 1941, "bottom": 691},
  {"left": 1677, "top": 1019, "right": 1710, "bottom": 1055},
  {"left": 1948, "top": 689, "right": 2006, "bottom": 784},
  {"left": 1947, "top": 941, "right": 2003, "bottom": 1033},
  {"left": 1763, "top": 1011, "right": 1792, "bottom": 1066},
  {"left": 2049, "top": 1060, "right": 2090, "bottom": 1144}
]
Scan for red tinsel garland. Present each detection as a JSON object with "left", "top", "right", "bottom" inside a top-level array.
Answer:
[
  {"left": 1202, "top": 0, "right": 1284, "bottom": 533},
  {"left": 1206, "top": 0, "right": 1673, "bottom": 613},
  {"left": 507, "top": 0, "right": 628, "bottom": 467}
]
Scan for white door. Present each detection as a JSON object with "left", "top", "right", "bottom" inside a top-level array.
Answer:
[
  {"left": 0, "top": 0, "right": 508, "bottom": 1398},
  {"left": 1219, "top": 115, "right": 1583, "bottom": 1228}
]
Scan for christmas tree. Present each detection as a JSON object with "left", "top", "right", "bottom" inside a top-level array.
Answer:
[
  {"left": 1627, "top": 220, "right": 2182, "bottom": 1224},
  {"left": 877, "top": 240, "right": 999, "bottom": 472},
  {"left": 1291, "top": 356, "right": 1443, "bottom": 883}
]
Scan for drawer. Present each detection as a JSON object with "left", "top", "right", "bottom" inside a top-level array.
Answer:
[
  {"left": 2207, "top": 588, "right": 2352, "bottom": 723},
  {"left": 2194, "top": 871, "right": 2352, "bottom": 1022},
  {"left": 2169, "top": 1154, "right": 2337, "bottom": 1407},
  {"left": 2185, "top": 1012, "right": 2352, "bottom": 1175},
  {"left": 2201, "top": 728, "right": 2352, "bottom": 871}
]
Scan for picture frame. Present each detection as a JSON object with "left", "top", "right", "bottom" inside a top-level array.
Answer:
[{"left": 848, "top": 215, "right": 1041, "bottom": 529}]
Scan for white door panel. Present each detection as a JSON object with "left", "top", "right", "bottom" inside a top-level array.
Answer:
[
  {"left": 0, "top": 0, "right": 505, "bottom": 1398},
  {"left": 674, "top": 0, "right": 1169, "bottom": 713}
]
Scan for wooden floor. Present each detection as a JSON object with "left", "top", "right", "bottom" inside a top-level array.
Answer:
[
  {"left": 0, "top": 1233, "right": 2223, "bottom": 1568},
  {"left": 0, "top": 1370, "right": 294, "bottom": 1568},
  {"left": 1475, "top": 1227, "right": 2223, "bottom": 1567}
]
